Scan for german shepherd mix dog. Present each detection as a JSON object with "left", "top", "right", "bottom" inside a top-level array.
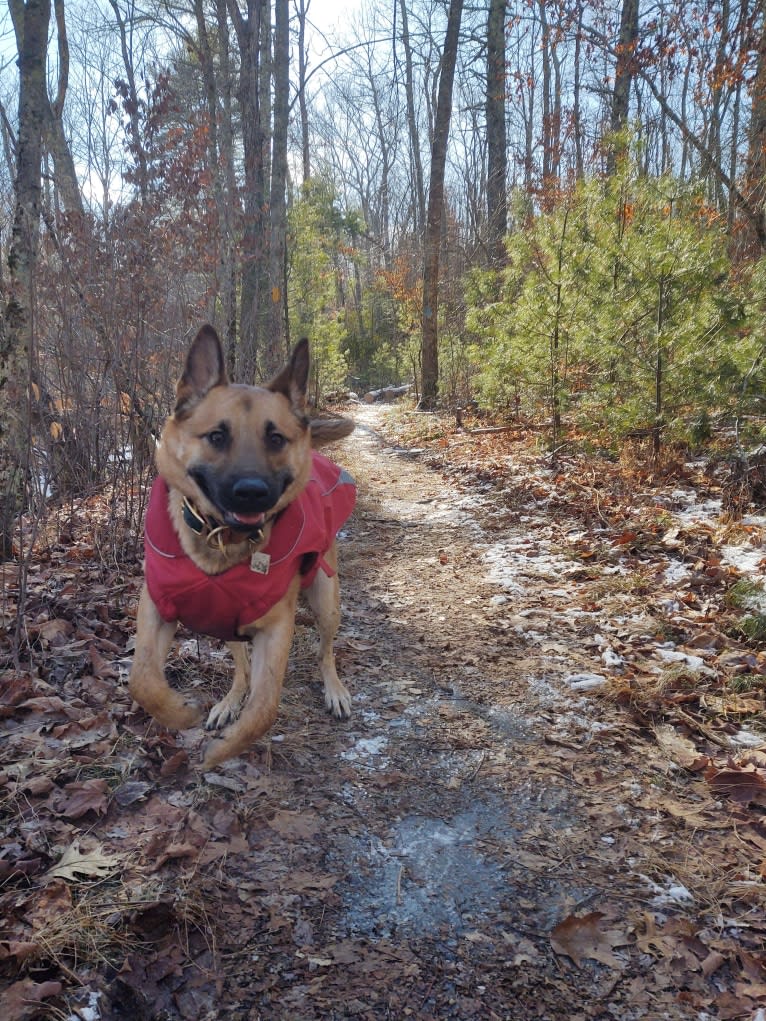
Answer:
[{"left": 129, "top": 325, "right": 356, "bottom": 768}]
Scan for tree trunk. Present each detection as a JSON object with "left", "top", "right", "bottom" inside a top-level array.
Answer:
[
  {"left": 607, "top": 0, "right": 639, "bottom": 174},
  {"left": 744, "top": 7, "right": 766, "bottom": 249},
  {"left": 420, "top": 0, "right": 464, "bottom": 411},
  {"left": 266, "top": 0, "right": 289, "bottom": 375},
  {"left": 1, "top": 0, "right": 50, "bottom": 557},
  {"left": 572, "top": 0, "right": 584, "bottom": 179},
  {"left": 538, "top": 0, "right": 552, "bottom": 192},
  {"left": 486, "top": 0, "right": 507, "bottom": 266},
  {"left": 9, "top": 0, "right": 82, "bottom": 216},
  {"left": 400, "top": 0, "right": 426, "bottom": 235},
  {"left": 216, "top": 0, "right": 238, "bottom": 374},
  {"left": 370, "top": 69, "right": 392, "bottom": 266},
  {"left": 194, "top": 0, "right": 222, "bottom": 322},
  {"left": 297, "top": 0, "right": 311, "bottom": 183},
  {"left": 230, "top": 0, "right": 268, "bottom": 382}
]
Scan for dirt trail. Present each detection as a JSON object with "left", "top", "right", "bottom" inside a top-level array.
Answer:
[
  {"left": 4, "top": 405, "right": 762, "bottom": 1020},
  {"left": 179, "top": 406, "right": 712, "bottom": 1019}
]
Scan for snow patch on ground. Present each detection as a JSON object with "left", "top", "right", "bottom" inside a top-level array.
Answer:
[
  {"left": 721, "top": 544, "right": 766, "bottom": 575},
  {"left": 481, "top": 541, "right": 573, "bottom": 594}
]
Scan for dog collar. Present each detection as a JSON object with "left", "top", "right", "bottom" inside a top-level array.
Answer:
[{"left": 182, "top": 496, "right": 266, "bottom": 551}]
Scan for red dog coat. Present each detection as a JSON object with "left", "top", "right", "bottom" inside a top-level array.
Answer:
[{"left": 144, "top": 451, "right": 356, "bottom": 642}]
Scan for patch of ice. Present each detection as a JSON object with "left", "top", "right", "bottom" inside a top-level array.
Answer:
[
  {"left": 565, "top": 672, "right": 608, "bottom": 691},
  {"left": 656, "top": 648, "right": 706, "bottom": 672},
  {"left": 342, "top": 735, "right": 389, "bottom": 763},
  {"left": 489, "top": 594, "right": 509, "bottom": 606},
  {"left": 729, "top": 728, "right": 765, "bottom": 748},
  {"left": 526, "top": 676, "right": 567, "bottom": 706},
  {"left": 673, "top": 497, "right": 722, "bottom": 526},
  {"left": 339, "top": 806, "right": 510, "bottom": 938},
  {"left": 664, "top": 561, "right": 691, "bottom": 585},
  {"left": 67, "top": 991, "right": 101, "bottom": 1021},
  {"left": 639, "top": 874, "right": 694, "bottom": 907},
  {"left": 742, "top": 512, "right": 766, "bottom": 527},
  {"left": 481, "top": 541, "right": 572, "bottom": 594}
]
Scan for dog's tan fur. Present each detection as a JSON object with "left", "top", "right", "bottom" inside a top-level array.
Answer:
[{"left": 128, "top": 325, "right": 354, "bottom": 768}]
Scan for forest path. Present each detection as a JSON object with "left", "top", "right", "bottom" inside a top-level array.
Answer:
[
  {"left": 3, "top": 404, "right": 763, "bottom": 1021},
  {"left": 192, "top": 405, "right": 710, "bottom": 1020}
]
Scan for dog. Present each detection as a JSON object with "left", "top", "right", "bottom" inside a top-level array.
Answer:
[{"left": 128, "top": 325, "right": 356, "bottom": 768}]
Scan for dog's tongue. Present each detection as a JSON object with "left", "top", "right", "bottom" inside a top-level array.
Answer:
[{"left": 232, "top": 511, "right": 266, "bottom": 526}]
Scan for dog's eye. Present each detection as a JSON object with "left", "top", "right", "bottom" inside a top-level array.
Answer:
[
  {"left": 206, "top": 427, "right": 229, "bottom": 450},
  {"left": 267, "top": 430, "right": 287, "bottom": 452}
]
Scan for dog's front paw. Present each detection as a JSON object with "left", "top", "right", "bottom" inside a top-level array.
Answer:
[
  {"left": 130, "top": 678, "right": 204, "bottom": 730},
  {"left": 325, "top": 682, "right": 352, "bottom": 720},
  {"left": 202, "top": 736, "right": 232, "bottom": 769},
  {"left": 205, "top": 694, "right": 243, "bottom": 731}
]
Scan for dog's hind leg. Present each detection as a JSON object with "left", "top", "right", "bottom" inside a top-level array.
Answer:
[
  {"left": 202, "top": 584, "right": 299, "bottom": 768},
  {"left": 206, "top": 642, "right": 250, "bottom": 730},
  {"left": 305, "top": 541, "right": 352, "bottom": 719},
  {"left": 129, "top": 583, "right": 203, "bottom": 729}
]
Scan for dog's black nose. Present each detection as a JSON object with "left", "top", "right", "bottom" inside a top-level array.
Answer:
[{"left": 231, "top": 477, "right": 270, "bottom": 507}]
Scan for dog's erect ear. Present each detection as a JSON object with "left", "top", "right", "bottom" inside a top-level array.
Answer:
[
  {"left": 310, "top": 417, "right": 355, "bottom": 448},
  {"left": 175, "top": 325, "right": 228, "bottom": 417},
  {"left": 267, "top": 338, "right": 309, "bottom": 412}
]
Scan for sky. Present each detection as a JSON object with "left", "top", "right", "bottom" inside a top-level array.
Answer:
[{"left": 303, "top": 0, "right": 364, "bottom": 56}]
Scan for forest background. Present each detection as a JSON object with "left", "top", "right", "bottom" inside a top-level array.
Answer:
[{"left": 1, "top": 0, "right": 766, "bottom": 581}]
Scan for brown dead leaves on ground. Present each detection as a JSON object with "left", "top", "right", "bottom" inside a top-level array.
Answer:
[
  {"left": 2, "top": 415, "right": 766, "bottom": 1019},
  {"left": 380, "top": 406, "right": 766, "bottom": 1016}
]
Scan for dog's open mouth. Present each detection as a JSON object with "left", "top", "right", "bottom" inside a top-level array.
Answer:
[{"left": 226, "top": 510, "right": 267, "bottom": 530}]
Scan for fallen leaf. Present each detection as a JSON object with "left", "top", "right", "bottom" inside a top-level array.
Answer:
[
  {"left": 701, "top": 693, "right": 765, "bottom": 716},
  {"left": 704, "top": 761, "right": 766, "bottom": 807},
  {"left": 653, "top": 724, "right": 706, "bottom": 770},
  {"left": 550, "top": 911, "right": 629, "bottom": 969},
  {"left": 30, "top": 618, "right": 74, "bottom": 647},
  {"left": 0, "top": 979, "right": 62, "bottom": 1020},
  {"left": 113, "top": 780, "right": 153, "bottom": 806},
  {"left": 48, "top": 778, "right": 110, "bottom": 818},
  {"left": 267, "top": 810, "right": 322, "bottom": 839},
  {"left": 45, "top": 841, "right": 120, "bottom": 882}
]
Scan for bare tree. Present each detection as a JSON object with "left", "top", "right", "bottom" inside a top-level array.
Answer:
[
  {"left": 266, "top": 0, "right": 290, "bottom": 372},
  {"left": 420, "top": 0, "right": 464, "bottom": 410},
  {"left": 400, "top": 0, "right": 426, "bottom": 235},
  {"left": 229, "top": 0, "right": 268, "bottom": 381},
  {"left": 607, "top": 0, "right": 639, "bottom": 173},
  {"left": 295, "top": 0, "right": 311, "bottom": 182},
  {"left": 1, "top": 0, "right": 50, "bottom": 557},
  {"left": 486, "top": 0, "right": 507, "bottom": 265},
  {"left": 744, "top": 4, "right": 766, "bottom": 248},
  {"left": 9, "top": 0, "right": 83, "bottom": 216}
]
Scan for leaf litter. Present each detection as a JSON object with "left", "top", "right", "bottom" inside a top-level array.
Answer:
[{"left": 0, "top": 403, "right": 765, "bottom": 1018}]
